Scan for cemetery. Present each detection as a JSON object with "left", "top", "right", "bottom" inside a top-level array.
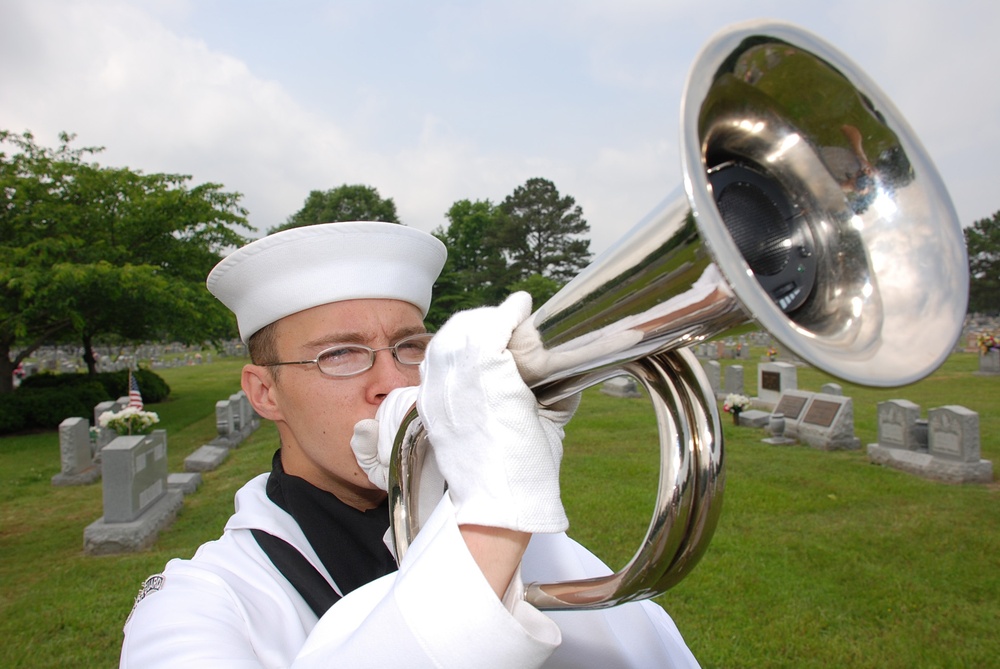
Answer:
[
  {"left": 1, "top": 334, "right": 998, "bottom": 667},
  {"left": 26, "top": 350, "right": 261, "bottom": 555}
]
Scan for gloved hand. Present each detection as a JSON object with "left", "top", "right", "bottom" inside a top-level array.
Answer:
[
  {"left": 351, "top": 386, "right": 419, "bottom": 491},
  {"left": 417, "top": 292, "right": 573, "bottom": 534}
]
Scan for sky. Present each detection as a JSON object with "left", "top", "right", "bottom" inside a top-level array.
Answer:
[{"left": 1, "top": 0, "right": 997, "bottom": 256}]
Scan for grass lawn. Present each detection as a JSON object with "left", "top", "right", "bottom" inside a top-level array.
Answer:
[{"left": 1, "top": 349, "right": 997, "bottom": 667}]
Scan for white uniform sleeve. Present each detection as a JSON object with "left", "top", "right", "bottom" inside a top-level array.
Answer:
[
  {"left": 293, "top": 492, "right": 560, "bottom": 668},
  {"left": 122, "top": 493, "right": 560, "bottom": 669}
]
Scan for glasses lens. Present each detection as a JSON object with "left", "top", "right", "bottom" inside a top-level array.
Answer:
[
  {"left": 316, "top": 345, "right": 372, "bottom": 376},
  {"left": 394, "top": 333, "right": 433, "bottom": 365}
]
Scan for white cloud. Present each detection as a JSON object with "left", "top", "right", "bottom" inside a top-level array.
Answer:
[{"left": 1, "top": 0, "right": 996, "bottom": 253}]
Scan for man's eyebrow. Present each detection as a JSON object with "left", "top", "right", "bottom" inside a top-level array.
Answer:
[{"left": 302, "top": 325, "right": 428, "bottom": 352}]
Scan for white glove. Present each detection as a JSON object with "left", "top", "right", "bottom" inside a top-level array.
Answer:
[
  {"left": 351, "top": 386, "right": 419, "bottom": 491},
  {"left": 417, "top": 292, "right": 573, "bottom": 534}
]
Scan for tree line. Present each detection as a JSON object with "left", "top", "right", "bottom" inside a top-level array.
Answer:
[
  {"left": 2, "top": 129, "right": 998, "bottom": 394},
  {"left": 0, "top": 131, "right": 593, "bottom": 393},
  {"left": 272, "top": 180, "right": 593, "bottom": 328}
]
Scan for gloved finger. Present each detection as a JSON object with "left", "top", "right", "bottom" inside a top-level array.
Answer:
[{"left": 350, "top": 418, "right": 381, "bottom": 470}]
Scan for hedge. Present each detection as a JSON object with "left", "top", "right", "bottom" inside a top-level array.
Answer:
[{"left": 1, "top": 369, "right": 170, "bottom": 436}]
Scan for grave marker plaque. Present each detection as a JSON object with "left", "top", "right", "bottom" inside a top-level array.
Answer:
[
  {"left": 757, "top": 362, "right": 797, "bottom": 406},
  {"left": 803, "top": 399, "right": 840, "bottom": 428},
  {"left": 774, "top": 394, "right": 807, "bottom": 421},
  {"left": 761, "top": 371, "right": 781, "bottom": 393},
  {"left": 796, "top": 394, "right": 860, "bottom": 450},
  {"left": 724, "top": 365, "right": 744, "bottom": 395}
]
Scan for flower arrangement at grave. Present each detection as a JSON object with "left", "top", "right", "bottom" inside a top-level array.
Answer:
[
  {"left": 977, "top": 332, "right": 998, "bottom": 355},
  {"left": 98, "top": 406, "right": 160, "bottom": 436},
  {"left": 723, "top": 393, "right": 751, "bottom": 425},
  {"left": 767, "top": 346, "right": 778, "bottom": 361}
]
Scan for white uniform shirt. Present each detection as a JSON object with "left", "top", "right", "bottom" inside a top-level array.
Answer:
[{"left": 121, "top": 474, "right": 699, "bottom": 668}]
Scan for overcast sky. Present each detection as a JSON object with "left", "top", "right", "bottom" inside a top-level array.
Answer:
[{"left": 2, "top": 0, "right": 996, "bottom": 255}]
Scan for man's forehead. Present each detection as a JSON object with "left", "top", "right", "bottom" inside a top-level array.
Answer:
[{"left": 273, "top": 299, "right": 425, "bottom": 349}]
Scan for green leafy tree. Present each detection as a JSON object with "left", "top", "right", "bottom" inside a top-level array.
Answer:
[
  {"left": 508, "top": 273, "right": 562, "bottom": 309},
  {"left": 498, "top": 177, "right": 592, "bottom": 284},
  {"left": 0, "top": 130, "right": 251, "bottom": 392},
  {"left": 966, "top": 211, "right": 1000, "bottom": 314},
  {"left": 271, "top": 184, "right": 400, "bottom": 233},
  {"left": 428, "top": 199, "right": 511, "bottom": 326}
]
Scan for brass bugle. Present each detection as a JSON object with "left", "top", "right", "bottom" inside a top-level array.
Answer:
[{"left": 390, "top": 19, "right": 968, "bottom": 610}]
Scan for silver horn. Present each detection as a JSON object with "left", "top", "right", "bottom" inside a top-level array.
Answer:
[{"left": 390, "top": 19, "right": 968, "bottom": 609}]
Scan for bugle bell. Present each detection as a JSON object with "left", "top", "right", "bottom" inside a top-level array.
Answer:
[{"left": 390, "top": 19, "right": 968, "bottom": 610}]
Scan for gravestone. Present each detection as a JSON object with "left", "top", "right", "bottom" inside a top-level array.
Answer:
[
  {"left": 868, "top": 404, "right": 992, "bottom": 483},
  {"left": 209, "top": 399, "right": 239, "bottom": 448},
  {"left": 168, "top": 472, "right": 202, "bottom": 495},
  {"left": 230, "top": 391, "right": 257, "bottom": 441},
  {"left": 737, "top": 409, "right": 769, "bottom": 428},
  {"left": 184, "top": 444, "right": 230, "bottom": 472},
  {"left": 757, "top": 362, "right": 798, "bottom": 408},
  {"left": 83, "top": 430, "right": 182, "bottom": 555},
  {"left": 875, "top": 400, "right": 923, "bottom": 451},
  {"left": 51, "top": 417, "right": 100, "bottom": 486},
  {"left": 797, "top": 393, "right": 860, "bottom": 450},
  {"left": 820, "top": 382, "right": 843, "bottom": 396},
  {"left": 93, "top": 399, "right": 124, "bottom": 453},
  {"left": 724, "top": 365, "right": 744, "bottom": 396},
  {"left": 978, "top": 349, "right": 1000, "bottom": 375},
  {"left": 703, "top": 360, "right": 721, "bottom": 397},
  {"left": 216, "top": 399, "right": 235, "bottom": 437},
  {"left": 928, "top": 406, "right": 979, "bottom": 462}
]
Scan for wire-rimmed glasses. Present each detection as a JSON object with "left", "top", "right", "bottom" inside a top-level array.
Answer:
[{"left": 265, "top": 332, "right": 433, "bottom": 378}]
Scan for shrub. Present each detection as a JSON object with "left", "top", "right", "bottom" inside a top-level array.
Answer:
[
  {"left": 0, "top": 393, "right": 28, "bottom": 434},
  {"left": 24, "top": 382, "right": 110, "bottom": 429},
  {"left": 2, "top": 368, "right": 170, "bottom": 435},
  {"left": 0, "top": 381, "right": 109, "bottom": 434},
  {"left": 19, "top": 368, "right": 170, "bottom": 404}
]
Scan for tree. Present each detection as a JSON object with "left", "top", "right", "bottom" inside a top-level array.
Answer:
[
  {"left": 966, "top": 211, "right": 1000, "bottom": 314},
  {"left": 498, "top": 178, "right": 592, "bottom": 284},
  {"left": 427, "top": 199, "right": 511, "bottom": 326},
  {"left": 0, "top": 130, "right": 251, "bottom": 392},
  {"left": 272, "top": 184, "right": 400, "bottom": 233}
]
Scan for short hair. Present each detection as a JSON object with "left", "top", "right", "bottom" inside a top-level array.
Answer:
[{"left": 247, "top": 320, "right": 281, "bottom": 381}]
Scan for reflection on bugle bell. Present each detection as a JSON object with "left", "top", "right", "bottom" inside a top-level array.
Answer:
[{"left": 390, "top": 19, "right": 968, "bottom": 610}]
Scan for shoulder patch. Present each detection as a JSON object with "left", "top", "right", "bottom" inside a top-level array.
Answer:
[{"left": 124, "top": 574, "right": 165, "bottom": 631}]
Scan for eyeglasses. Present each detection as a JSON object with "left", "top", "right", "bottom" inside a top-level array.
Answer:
[{"left": 265, "top": 333, "right": 433, "bottom": 378}]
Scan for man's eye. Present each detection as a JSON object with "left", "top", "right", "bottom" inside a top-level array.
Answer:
[{"left": 321, "top": 346, "right": 364, "bottom": 363}]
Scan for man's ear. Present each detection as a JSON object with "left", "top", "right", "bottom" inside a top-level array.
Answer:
[{"left": 242, "top": 364, "right": 283, "bottom": 422}]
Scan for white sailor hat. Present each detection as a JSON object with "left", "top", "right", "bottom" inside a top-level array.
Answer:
[{"left": 207, "top": 221, "right": 447, "bottom": 342}]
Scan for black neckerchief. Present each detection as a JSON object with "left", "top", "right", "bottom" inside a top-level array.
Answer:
[{"left": 264, "top": 449, "right": 398, "bottom": 598}]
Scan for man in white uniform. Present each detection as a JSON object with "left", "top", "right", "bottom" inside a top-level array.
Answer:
[{"left": 120, "top": 221, "right": 699, "bottom": 668}]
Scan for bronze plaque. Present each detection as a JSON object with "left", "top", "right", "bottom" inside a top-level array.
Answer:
[
  {"left": 803, "top": 399, "right": 841, "bottom": 427},
  {"left": 761, "top": 371, "right": 782, "bottom": 392},
  {"left": 773, "top": 394, "right": 807, "bottom": 420}
]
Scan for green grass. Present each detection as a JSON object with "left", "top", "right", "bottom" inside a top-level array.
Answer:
[{"left": 1, "top": 350, "right": 997, "bottom": 667}]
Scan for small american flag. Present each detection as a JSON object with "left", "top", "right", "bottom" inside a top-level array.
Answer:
[{"left": 128, "top": 371, "right": 144, "bottom": 410}]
